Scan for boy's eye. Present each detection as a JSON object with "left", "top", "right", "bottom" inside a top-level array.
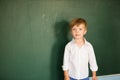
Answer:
[
  {"left": 72, "top": 28, "right": 76, "bottom": 31},
  {"left": 79, "top": 28, "right": 82, "bottom": 30}
]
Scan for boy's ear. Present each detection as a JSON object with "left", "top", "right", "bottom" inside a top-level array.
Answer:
[{"left": 84, "top": 30, "right": 87, "bottom": 35}]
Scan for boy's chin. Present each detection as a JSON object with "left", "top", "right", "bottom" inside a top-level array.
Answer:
[{"left": 74, "top": 37, "right": 83, "bottom": 39}]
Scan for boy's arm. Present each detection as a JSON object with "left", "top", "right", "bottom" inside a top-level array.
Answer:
[
  {"left": 64, "top": 70, "right": 70, "bottom": 80},
  {"left": 88, "top": 44, "right": 98, "bottom": 80},
  {"left": 62, "top": 45, "right": 70, "bottom": 80}
]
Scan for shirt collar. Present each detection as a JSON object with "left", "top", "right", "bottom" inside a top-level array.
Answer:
[{"left": 72, "top": 38, "right": 87, "bottom": 45}]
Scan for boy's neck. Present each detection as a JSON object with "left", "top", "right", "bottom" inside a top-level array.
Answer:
[
  {"left": 74, "top": 38, "right": 84, "bottom": 42},
  {"left": 74, "top": 38, "right": 85, "bottom": 47}
]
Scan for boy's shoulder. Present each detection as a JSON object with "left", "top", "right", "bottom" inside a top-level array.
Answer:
[
  {"left": 85, "top": 40, "right": 94, "bottom": 49},
  {"left": 86, "top": 40, "right": 92, "bottom": 46},
  {"left": 65, "top": 40, "right": 73, "bottom": 47}
]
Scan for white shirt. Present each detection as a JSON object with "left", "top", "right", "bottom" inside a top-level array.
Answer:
[{"left": 62, "top": 38, "right": 98, "bottom": 79}]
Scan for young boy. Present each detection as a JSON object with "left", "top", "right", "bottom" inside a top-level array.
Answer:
[{"left": 62, "top": 18, "right": 98, "bottom": 80}]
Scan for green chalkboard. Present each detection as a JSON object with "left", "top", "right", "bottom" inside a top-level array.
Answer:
[{"left": 0, "top": 0, "right": 120, "bottom": 80}]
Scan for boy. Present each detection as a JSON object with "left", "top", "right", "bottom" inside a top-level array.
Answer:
[{"left": 62, "top": 18, "right": 98, "bottom": 80}]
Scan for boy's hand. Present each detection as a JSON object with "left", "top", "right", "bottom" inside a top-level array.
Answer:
[
  {"left": 92, "top": 75, "right": 97, "bottom": 80},
  {"left": 64, "top": 76, "right": 70, "bottom": 80},
  {"left": 92, "top": 71, "right": 97, "bottom": 80},
  {"left": 64, "top": 70, "right": 70, "bottom": 80}
]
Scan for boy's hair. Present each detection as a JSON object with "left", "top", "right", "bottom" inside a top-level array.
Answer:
[{"left": 70, "top": 18, "right": 87, "bottom": 29}]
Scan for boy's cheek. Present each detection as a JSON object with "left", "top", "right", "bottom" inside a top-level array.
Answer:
[{"left": 71, "top": 32, "right": 75, "bottom": 36}]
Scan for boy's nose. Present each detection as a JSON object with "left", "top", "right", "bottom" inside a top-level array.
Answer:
[{"left": 76, "top": 29, "right": 79, "bottom": 32}]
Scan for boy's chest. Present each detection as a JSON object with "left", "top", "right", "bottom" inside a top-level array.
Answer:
[{"left": 69, "top": 45, "right": 89, "bottom": 61}]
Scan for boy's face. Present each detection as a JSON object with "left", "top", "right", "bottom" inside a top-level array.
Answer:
[{"left": 71, "top": 23, "right": 87, "bottom": 40}]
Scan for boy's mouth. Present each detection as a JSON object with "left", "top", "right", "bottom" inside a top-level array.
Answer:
[{"left": 75, "top": 34, "right": 80, "bottom": 36}]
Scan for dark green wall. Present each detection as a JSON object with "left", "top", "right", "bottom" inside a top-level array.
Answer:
[{"left": 0, "top": 0, "right": 120, "bottom": 80}]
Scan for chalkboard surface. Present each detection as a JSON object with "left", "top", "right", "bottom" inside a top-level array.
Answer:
[{"left": 0, "top": 0, "right": 120, "bottom": 80}]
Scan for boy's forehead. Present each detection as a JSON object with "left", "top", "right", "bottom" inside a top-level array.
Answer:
[{"left": 73, "top": 23, "right": 86, "bottom": 28}]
